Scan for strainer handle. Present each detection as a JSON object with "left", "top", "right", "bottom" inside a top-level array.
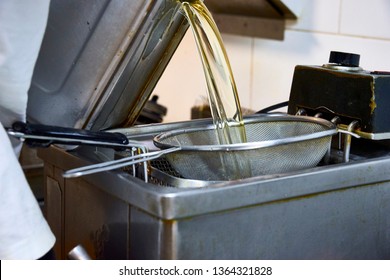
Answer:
[
  {"left": 337, "top": 121, "right": 360, "bottom": 163},
  {"left": 336, "top": 128, "right": 361, "bottom": 138},
  {"left": 62, "top": 147, "right": 181, "bottom": 178}
]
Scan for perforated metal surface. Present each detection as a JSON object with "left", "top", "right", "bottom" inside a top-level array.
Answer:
[{"left": 154, "top": 116, "right": 336, "bottom": 181}]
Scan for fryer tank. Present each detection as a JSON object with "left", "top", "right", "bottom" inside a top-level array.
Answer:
[{"left": 39, "top": 118, "right": 390, "bottom": 259}]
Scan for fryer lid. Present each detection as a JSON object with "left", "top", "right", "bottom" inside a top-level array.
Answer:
[{"left": 27, "top": 0, "right": 188, "bottom": 131}]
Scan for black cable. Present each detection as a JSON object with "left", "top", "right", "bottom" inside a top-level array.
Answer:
[{"left": 256, "top": 101, "right": 289, "bottom": 114}]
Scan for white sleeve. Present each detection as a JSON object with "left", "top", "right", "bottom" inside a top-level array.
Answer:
[
  {"left": 0, "top": 0, "right": 51, "bottom": 156},
  {"left": 0, "top": 0, "right": 55, "bottom": 259},
  {"left": 0, "top": 123, "right": 55, "bottom": 259}
]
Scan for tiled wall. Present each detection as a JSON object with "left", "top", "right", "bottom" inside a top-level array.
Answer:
[{"left": 153, "top": 0, "right": 390, "bottom": 123}]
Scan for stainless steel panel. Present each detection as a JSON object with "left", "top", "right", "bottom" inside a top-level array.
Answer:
[
  {"left": 168, "top": 183, "right": 390, "bottom": 259},
  {"left": 64, "top": 178, "right": 129, "bottom": 259},
  {"left": 28, "top": 0, "right": 188, "bottom": 130},
  {"left": 45, "top": 175, "right": 63, "bottom": 258}
]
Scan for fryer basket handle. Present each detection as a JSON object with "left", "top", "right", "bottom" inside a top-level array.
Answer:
[{"left": 9, "top": 121, "right": 129, "bottom": 149}]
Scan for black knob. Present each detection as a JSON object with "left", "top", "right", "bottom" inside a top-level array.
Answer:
[{"left": 329, "top": 51, "right": 360, "bottom": 67}]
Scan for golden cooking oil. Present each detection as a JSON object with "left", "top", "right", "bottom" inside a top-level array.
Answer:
[
  {"left": 179, "top": 0, "right": 247, "bottom": 145},
  {"left": 179, "top": 0, "right": 251, "bottom": 179}
]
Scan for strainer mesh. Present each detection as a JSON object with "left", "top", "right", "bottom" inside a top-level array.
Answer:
[{"left": 157, "top": 120, "right": 333, "bottom": 181}]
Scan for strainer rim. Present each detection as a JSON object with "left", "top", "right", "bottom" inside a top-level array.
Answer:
[{"left": 153, "top": 115, "right": 337, "bottom": 152}]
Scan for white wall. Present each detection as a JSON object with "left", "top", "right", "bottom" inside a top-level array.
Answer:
[{"left": 152, "top": 0, "right": 390, "bottom": 123}]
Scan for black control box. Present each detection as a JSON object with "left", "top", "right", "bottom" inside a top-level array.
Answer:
[{"left": 288, "top": 51, "right": 390, "bottom": 138}]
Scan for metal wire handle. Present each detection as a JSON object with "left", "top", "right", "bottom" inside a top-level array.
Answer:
[{"left": 63, "top": 147, "right": 181, "bottom": 178}]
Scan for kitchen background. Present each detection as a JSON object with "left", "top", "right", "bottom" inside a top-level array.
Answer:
[{"left": 152, "top": 0, "right": 390, "bottom": 123}]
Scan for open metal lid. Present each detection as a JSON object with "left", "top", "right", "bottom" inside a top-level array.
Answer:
[{"left": 27, "top": 0, "right": 188, "bottom": 131}]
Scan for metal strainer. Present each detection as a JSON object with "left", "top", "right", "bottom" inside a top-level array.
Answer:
[
  {"left": 154, "top": 115, "right": 336, "bottom": 180},
  {"left": 63, "top": 115, "right": 337, "bottom": 181}
]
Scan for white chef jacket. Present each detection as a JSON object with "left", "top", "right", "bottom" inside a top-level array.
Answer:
[{"left": 0, "top": 0, "right": 55, "bottom": 259}]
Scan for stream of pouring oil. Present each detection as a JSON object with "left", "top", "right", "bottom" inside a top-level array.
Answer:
[
  {"left": 179, "top": 0, "right": 247, "bottom": 145},
  {"left": 179, "top": 0, "right": 251, "bottom": 179}
]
